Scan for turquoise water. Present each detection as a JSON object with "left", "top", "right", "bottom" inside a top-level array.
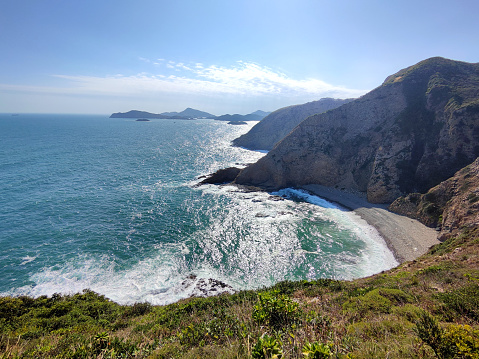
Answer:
[{"left": 0, "top": 114, "right": 397, "bottom": 304}]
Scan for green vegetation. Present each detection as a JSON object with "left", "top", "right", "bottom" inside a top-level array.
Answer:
[{"left": 1, "top": 232, "right": 479, "bottom": 358}]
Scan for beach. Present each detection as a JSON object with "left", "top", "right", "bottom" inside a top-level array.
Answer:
[{"left": 301, "top": 184, "right": 440, "bottom": 263}]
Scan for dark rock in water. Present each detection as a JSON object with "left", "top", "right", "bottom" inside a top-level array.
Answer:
[
  {"left": 198, "top": 167, "right": 241, "bottom": 185},
  {"left": 180, "top": 274, "right": 236, "bottom": 298},
  {"left": 136, "top": 118, "right": 150, "bottom": 121},
  {"left": 228, "top": 121, "right": 247, "bottom": 125}
]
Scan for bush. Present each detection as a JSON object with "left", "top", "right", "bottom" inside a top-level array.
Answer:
[
  {"left": 415, "top": 312, "right": 445, "bottom": 358},
  {"left": 439, "top": 284, "right": 479, "bottom": 322},
  {"left": 442, "top": 324, "right": 479, "bottom": 358},
  {"left": 415, "top": 311, "right": 479, "bottom": 358},
  {"left": 343, "top": 289, "right": 392, "bottom": 316},
  {"left": 252, "top": 291, "right": 301, "bottom": 329},
  {"left": 123, "top": 302, "right": 152, "bottom": 318},
  {"left": 391, "top": 304, "right": 425, "bottom": 322},
  {"left": 302, "top": 341, "right": 332, "bottom": 358},
  {"left": 252, "top": 334, "right": 283, "bottom": 359}
]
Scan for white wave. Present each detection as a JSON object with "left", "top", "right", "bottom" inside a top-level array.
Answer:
[
  {"left": 272, "top": 187, "right": 399, "bottom": 276},
  {"left": 272, "top": 188, "right": 339, "bottom": 209},
  {"left": 20, "top": 256, "right": 37, "bottom": 265}
]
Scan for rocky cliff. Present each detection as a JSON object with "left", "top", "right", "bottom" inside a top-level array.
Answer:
[
  {"left": 390, "top": 157, "right": 479, "bottom": 241},
  {"left": 234, "top": 57, "right": 479, "bottom": 203},
  {"left": 232, "top": 98, "right": 353, "bottom": 151}
]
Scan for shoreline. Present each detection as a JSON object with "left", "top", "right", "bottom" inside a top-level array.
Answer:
[{"left": 301, "top": 184, "right": 440, "bottom": 263}]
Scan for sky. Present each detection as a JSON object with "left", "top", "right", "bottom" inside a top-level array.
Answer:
[{"left": 1, "top": 0, "right": 478, "bottom": 115}]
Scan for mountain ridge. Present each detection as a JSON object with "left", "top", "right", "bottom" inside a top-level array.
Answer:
[
  {"left": 232, "top": 98, "right": 354, "bottom": 151},
  {"left": 109, "top": 108, "right": 270, "bottom": 120},
  {"left": 109, "top": 108, "right": 217, "bottom": 119},
  {"left": 233, "top": 57, "right": 479, "bottom": 203}
]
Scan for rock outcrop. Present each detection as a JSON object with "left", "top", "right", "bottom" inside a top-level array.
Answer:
[
  {"left": 180, "top": 275, "right": 236, "bottom": 298},
  {"left": 390, "top": 157, "right": 479, "bottom": 241},
  {"left": 232, "top": 98, "right": 353, "bottom": 151},
  {"left": 198, "top": 167, "right": 242, "bottom": 185},
  {"left": 234, "top": 57, "right": 479, "bottom": 203}
]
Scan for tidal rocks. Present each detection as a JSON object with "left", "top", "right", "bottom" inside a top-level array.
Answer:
[
  {"left": 198, "top": 167, "right": 242, "bottom": 185},
  {"left": 180, "top": 275, "right": 236, "bottom": 298}
]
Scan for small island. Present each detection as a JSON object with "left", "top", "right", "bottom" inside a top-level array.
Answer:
[{"left": 136, "top": 118, "right": 150, "bottom": 122}]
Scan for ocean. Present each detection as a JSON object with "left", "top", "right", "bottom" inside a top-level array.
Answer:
[{"left": 0, "top": 114, "right": 398, "bottom": 305}]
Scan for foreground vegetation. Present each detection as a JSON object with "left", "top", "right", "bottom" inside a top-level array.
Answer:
[{"left": 1, "top": 230, "right": 479, "bottom": 358}]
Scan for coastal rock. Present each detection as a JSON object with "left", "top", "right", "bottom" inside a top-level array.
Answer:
[
  {"left": 180, "top": 275, "right": 236, "bottom": 298},
  {"left": 232, "top": 98, "right": 354, "bottom": 151},
  {"left": 234, "top": 57, "right": 479, "bottom": 203},
  {"left": 198, "top": 167, "right": 242, "bottom": 185},
  {"left": 390, "top": 157, "right": 479, "bottom": 241}
]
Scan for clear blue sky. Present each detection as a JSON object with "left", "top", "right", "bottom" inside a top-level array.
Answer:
[{"left": 1, "top": 0, "right": 478, "bottom": 115}]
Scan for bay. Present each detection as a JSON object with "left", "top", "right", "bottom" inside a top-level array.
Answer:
[{"left": 0, "top": 114, "right": 397, "bottom": 304}]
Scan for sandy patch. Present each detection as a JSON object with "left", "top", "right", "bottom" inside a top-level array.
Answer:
[{"left": 301, "top": 184, "right": 440, "bottom": 263}]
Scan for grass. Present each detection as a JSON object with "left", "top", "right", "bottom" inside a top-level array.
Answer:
[{"left": 1, "top": 233, "right": 478, "bottom": 358}]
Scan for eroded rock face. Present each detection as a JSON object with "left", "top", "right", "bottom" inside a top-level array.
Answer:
[
  {"left": 390, "top": 157, "right": 479, "bottom": 241},
  {"left": 235, "top": 57, "right": 479, "bottom": 203},
  {"left": 232, "top": 98, "right": 353, "bottom": 151}
]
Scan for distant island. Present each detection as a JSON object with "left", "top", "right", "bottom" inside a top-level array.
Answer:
[
  {"left": 215, "top": 110, "right": 271, "bottom": 122},
  {"left": 110, "top": 108, "right": 217, "bottom": 120},
  {"left": 215, "top": 111, "right": 270, "bottom": 122},
  {"left": 110, "top": 108, "right": 271, "bottom": 121}
]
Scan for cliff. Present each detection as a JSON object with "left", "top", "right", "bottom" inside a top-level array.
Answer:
[
  {"left": 235, "top": 57, "right": 479, "bottom": 203},
  {"left": 390, "top": 157, "right": 479, "bottom": 241},
  {"left": 232, "top": 98, "right": 353, "bottom": 151}
]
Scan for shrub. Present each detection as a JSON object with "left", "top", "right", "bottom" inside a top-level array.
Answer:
[
  {"left": 415, "top": 312, "right": 444, "bottom": 358},
  {"left": 442, "top": 324, "right": 479, "bottom": 358},
  {"left": 122, "top": 301, "right": 152, "bottom": 318},
  {"left": 302, "top": 341, "right": 333, "bottom": 358},
  {"left": 391, "top": 304, "right": 425, "bottom": 322},
  {"left": 252, "top": 291, "right": 301, "bottom": 329},
  {"left": 252, "top": 334, "right": 283, "bottom": 359},
  {"left": 439, "top": 284, "right": 479, "bottom": 322},
  {"left": 343, "top": 289, "right": 392, "bottom": 316},
  {"left": 415, "top": 312, "right": 479, "bottom": 358}
]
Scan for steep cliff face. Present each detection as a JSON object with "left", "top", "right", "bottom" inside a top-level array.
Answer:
[
  {"left": 235, "top": 57, "right": 479, "bottom": 203},
  {"left": 232, "top": 98, "right": 353, "bottom": 151},
  {"left": 390, "top": 157, "right": 479, "bottom": 241}
]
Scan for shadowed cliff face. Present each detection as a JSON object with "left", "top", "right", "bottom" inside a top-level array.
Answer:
[
  {"left": 235, "top": 57, "right": 479, "bottom": 203},
  {"left": 390, "top": 157, "right": 479, "bottom": 241},
  {"left": 232, "top": 98, "right": 353, "bottom": 151}
]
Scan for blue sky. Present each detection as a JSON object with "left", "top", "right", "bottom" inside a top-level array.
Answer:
[{"left": 1, "top": 0, "right": 478, "bottom": 115}]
